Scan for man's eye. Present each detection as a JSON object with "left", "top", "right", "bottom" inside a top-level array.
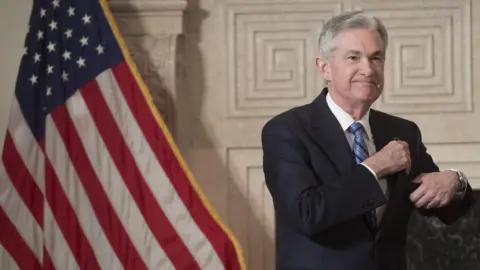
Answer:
[{"left": 348, "top": 55, "right": 359, "bottom": 60}]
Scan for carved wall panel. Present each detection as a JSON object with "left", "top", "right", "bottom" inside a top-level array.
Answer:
[
  {"left": 225, "top": 0, "right": 473, "bottom": 118},
  {"left": 227, "top": 147, "right": 275, "bottom": 270},
  {"left": 225, "top": 2, "right": 342, "bottom": 117},
  {"left": 352, "top": 0, "right": 473, "bottom": 114}
]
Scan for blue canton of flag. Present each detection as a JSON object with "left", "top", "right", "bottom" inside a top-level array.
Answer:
[
  {"left": 18, "top": 0, "right": 122, "bottom": 140},
  {"left": 0, "top": 0, "right": 247, "bottom": 269}
]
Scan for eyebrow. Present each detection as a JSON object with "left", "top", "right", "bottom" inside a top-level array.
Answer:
[{"left": 345, "top": 50, "right": 384, "bottom": 57}]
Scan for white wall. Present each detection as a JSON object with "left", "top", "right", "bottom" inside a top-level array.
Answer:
[{"left": 0, "top": 0, "right": 31, "bottom": 152}]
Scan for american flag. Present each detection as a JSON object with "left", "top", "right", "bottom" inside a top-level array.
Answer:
[{"left": 0, "top": 0, "right": 245, "bottom": 269}]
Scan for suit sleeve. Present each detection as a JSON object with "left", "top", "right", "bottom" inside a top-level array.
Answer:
[
  {"left": 411, "top": 123, "right": 475, "bottom": 224},
  {"left": 261, "top": 117, "right": 387, "bottom": 236}
]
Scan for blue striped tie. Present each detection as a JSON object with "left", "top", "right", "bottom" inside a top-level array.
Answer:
[
  {"left": 348, "top": 122, "right": 378, "bottom": 231},
  {"left": 348, "top": 122, "right": 369, "bottom": 164}
]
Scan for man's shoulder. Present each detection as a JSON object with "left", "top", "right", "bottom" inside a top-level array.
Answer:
[
  {"left": 371, "top": 109, "right": 419, "bottom": 131},
  {"left": 262, "top": 102, "right": 312, "bottom": 133}
]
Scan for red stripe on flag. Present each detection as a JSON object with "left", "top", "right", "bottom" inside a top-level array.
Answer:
[
  {"left": 43, "top": 246, "right": 56, "bottom": 270},
  {"left": 50, "top": 103, "right": 149, "bottom": 270},
  {"left": 81, "top": 75, "right": 200, "bottom": 269},
  {"left": 45, "top": 153, "right": 101, "bottom": 270},
  {"left": 113, "top": 61, "right": 241, "bottom": 269},
  {"left": 2, "top": 133, "right": 43, "bottom": 226},
  {"left": 0, "top": 207, "right": 42, "bottom": 270}
]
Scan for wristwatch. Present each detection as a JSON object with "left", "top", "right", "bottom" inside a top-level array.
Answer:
[{"left": 448, "top": 169, "right": 468, "bottom": 193}]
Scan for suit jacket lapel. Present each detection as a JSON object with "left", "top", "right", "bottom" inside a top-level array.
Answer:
[
  {"left": 369, "top": 110, "right": 392, "bottom": 160},
  {"left": 307, "top": 90, "right": 404, "bottom": 236},
  {"left": 308, "top": 89, "right": 381, "bottom": 236},
  {"left": 307, "top": 88, "right": 356, "bottom": 175}
]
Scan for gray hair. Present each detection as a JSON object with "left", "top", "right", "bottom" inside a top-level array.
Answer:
[{"left": 318, "top": 11, "right": 388, "bottom": 58}]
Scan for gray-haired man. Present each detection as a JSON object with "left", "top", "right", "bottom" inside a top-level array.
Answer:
[{"left": 261, "top": 11, "right": 474, "bottom": 270}]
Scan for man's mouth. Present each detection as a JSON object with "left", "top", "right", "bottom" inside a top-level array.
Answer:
[{"left": 353, "top": 81, "right": 377, "bottom": 85}]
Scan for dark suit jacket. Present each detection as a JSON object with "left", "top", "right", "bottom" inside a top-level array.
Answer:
[{"left": 261, "top": 88, "right": 475, "bottom": 270}]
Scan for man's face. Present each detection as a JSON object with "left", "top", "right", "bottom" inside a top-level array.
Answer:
[{"left": 317, "top": 28, "right": 385, "bottom": 106}]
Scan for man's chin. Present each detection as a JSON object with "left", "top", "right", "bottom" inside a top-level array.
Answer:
[
  {"left": 353, "top": 84, "right": 382, "bottom": 97},
  {"left": 354, "top": 83, "right": 379, "bottom": 90},
  {"left": 353, "top": 87, "right": 381, "bottom": 100}
]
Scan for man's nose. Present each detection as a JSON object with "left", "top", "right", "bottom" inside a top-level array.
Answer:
[{"left": 360, "top": 58, "right": 375, "bottom": 77}]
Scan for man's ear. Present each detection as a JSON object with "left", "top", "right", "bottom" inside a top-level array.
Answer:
[{"left": 315, "top": 56, "right": 331, "bottom": 81}]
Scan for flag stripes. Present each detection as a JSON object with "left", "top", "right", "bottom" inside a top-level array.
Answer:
[
  {"left": 68, "top": 88, "right": 176, "bottom": 270},
  {"left": 46, "top": 112, "right": 128, "bottom": 270},
  {"left": 43, "top": 204, "right": 76, "bottom": 270},
  {"left": 0, "top": 0, "right": 246, "bottom": 268},
  {"left": 0, "top": 239, "right": 20, "bottom": 270},
  {"left": 100, "top": 65, "right": 225, "bottom": 269}
]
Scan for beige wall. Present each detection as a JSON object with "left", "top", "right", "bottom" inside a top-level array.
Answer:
[{"left": 0, "top": 0, "right": 31, "bottom": 153}]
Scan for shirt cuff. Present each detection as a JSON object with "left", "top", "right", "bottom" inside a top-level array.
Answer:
[{"left": 360, "top": 163, "right": 378, "bottom": 180}]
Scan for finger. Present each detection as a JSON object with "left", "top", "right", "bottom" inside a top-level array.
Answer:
[
  {"left": 387, "top": 140, "right": 405, "bottom": 151},
  {"left": 396, "top": 141, "right": 409, "bottom": 150},
  {"left": 437, "top": 191, "right": 453, "bottom": 207},
  {"left": 400, "top": 149, "right": 411, "bottom": 174},
  {"left": 412, "top": 173, "right": 426, "bottom": 184},
  {"left": 409, "top": 184, "right": 427, "bottom": 202},
  {"left": 415, "top": 192, "right": 435, "bottom": 208},
  {"left": 437, "top": 199, "right": 448, "bottom": 208},
  {"left": 439, "top": 195, "right": 454, "bottom": 207},
  {"left": 426, "top": 197, "right": 441, "bottom": 209},
  {"left": 404, "top": 151, "right": 411, "bottom": 174},
  {"left": 406, "top": 152, "right": 412, "bottom": 175}
]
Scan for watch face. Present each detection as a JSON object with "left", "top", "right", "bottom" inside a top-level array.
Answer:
[
  {"left": 459, "top": 173, "right": 468, "bottom": 188},
  {"left": 459, "top": 172, "right": 466, "bottom": 181}
]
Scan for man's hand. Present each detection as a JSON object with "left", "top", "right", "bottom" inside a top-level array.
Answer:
[
  {"left": 362, "top": 140, "right": 411, "bottom": 178},
  {"left": 409, "top": 171, "right": 458, "bottom": 209}
]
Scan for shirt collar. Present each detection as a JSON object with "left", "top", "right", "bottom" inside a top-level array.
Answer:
[{"left": 326, "top": 92, "right": 372, "bottom": 140}]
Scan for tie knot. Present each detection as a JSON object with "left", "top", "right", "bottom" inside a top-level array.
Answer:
[{"left": 348, "top": 122, "right": 364, "bottom": 135}]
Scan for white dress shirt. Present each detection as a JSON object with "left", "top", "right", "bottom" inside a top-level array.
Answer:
[{"left": 326, "top": 93, "right": 389, "bottom": 223}]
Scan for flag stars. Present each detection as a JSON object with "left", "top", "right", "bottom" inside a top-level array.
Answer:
[
  {"left": 46, "top": 87, "right": 52, "bottom": 96},
  {"left": 65, "top": 29, "right": 73, "bottom": 39},
  {"left": 37, "top": 30, "right": 44, "bottom": 40},
  {"left": 52, "top": 0, "right": 60, "bottom": 9},
  {"left": 46, "top": 65, "right": 54, "bottom": 74},
  {"left": 29, "top": 74, "right": 38, "bottom": 85},
  {"left": 80, "top": 36, "right": 89, "bottom": 47},
  {"left": 76, "top": 57, "right": 86, "bottom": 68},
  {"left": 61, "top": 71, "right": 69, "bottom": 82},
  {"left": 49, "top": 20, "right": 58, "bottom": 31},
  {"left": 96, "top": 44, "right": 105, "bottom": 55},
  {"left": 47, "top": 42, "right": 56, "bottom": 53},
  {"left": 62, "top": 50, "right": 71, "bottom": 61},
  {"left": 34, "top": 53, "right": 41, "bottom": 63},
  {"left": 82, "top": 14, "right": 91, "bottom": 25},
  {"left": 40, "top": 8, "right": 47, "bottom": 18},
  {"left": 67, "top": 6, "right": 75, "bottom": 16}
]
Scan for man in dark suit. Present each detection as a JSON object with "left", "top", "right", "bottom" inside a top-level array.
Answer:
[{"left": 261, "top": 11, "right": 475, "bottom": 270}]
